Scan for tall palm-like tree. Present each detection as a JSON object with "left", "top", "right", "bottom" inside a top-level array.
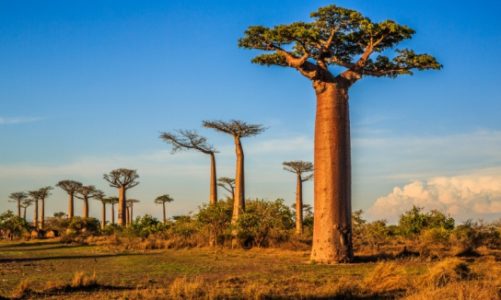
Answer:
[
  {"left": 283, "top": 161, "right": 313, "bottom": 235},
  {"left": 160, "top": 130, "right": 218, "bottom": 205},
  {"left": 217, "top": 177, "right": 235, "bottom": 200},
  {"left": 95, "top": 193, "right": 108, "bottom": 229},
  {"left": 239, "top": 5, "right": 440, "bottom": 263},
  {"left": 75, "top": 185, "right": 103, "bottom": 219},
  {"left": 28, "top": 191, "right": 40, "bottom": 228},
  {"left": 126, "top": 199, "right": 140, "bottom": 225},
  {"left": 9, "top": 192, "right": 28, "bottom": 218},
  {"left": 154, "top": 194, "right": 174, "bottom": 224},
  {"left": 203, "top": 120, "right": 265, "bottom": 230},
  {"left": 56, "top": 180, "right": 83, "bottom": 219},
  {"left": 103, "top": 169, "right": 139, "bottom": 227},
  {"left": 106, "top": 197, "right": 119, "bottom": 225},
  {"left": 21, "top": 199, "right": 34, "bottom": 221}
]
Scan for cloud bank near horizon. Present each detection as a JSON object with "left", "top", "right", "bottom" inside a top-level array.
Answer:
[{"left": 368, "top": 174, "right": 501, "bottom": 223}]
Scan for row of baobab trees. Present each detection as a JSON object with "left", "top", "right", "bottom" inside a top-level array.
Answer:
[{"left": 7, "top": 119, "right": 314, "bottom": 237}]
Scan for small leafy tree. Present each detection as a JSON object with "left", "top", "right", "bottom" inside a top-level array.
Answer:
[
  {"left": 0, "top": 210, "right": 30, "bottom": 240},
  {"left": 197, "top": 200, "right": 233, "bottom": 246}
]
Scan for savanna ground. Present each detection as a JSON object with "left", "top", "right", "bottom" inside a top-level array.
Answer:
[{"left": 0, "top": 238, "right": 500, "bottom": 300}]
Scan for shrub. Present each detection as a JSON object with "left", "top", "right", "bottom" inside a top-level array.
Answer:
[
  {"left": 196, "top": 199, "right": 232, "bottom": 246},
  {"left": 398, "top": 206, "right": 454, "bottom": 237},
  {"left": 0, "top": 210, "right": 30, "bottom": 240},
  {"left": 129, "top": 214, "right": 167, "bottom": 238}
]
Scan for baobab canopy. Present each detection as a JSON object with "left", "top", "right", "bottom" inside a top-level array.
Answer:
[{"left": 239, "top": 5, "right": 442, "bottom": 84}]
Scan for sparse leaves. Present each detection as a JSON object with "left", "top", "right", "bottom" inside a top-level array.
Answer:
[
  {"left": 56, "top": 180, "right": 83, "bottom": 195},
  {"left": 155, "top": 194, "right": 174, "bottom": 205},
  {"left": 103, "top": 168, "right": 140, "bottom": 189},
  {"left": 283, "top": 161, "right": 314, "bottom": 182},
  {"left": 203, "top": 120, "right": 266, "bottom": 138},
  {"left": 160, "top": 130, "right": 216, "bottom": 154}
]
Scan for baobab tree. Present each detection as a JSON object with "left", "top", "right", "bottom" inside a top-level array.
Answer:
[
  {"left": 126, "top": 199, "right": 140, "bottom": 225},
  {"left": 239, "top": 5, "right": 441, "bottom": 263},
  {"left": 217, "top": 177, "right": 235, "bottom": 199},
  {"left": 9, "top": 192, "right": 28, "bottom": 218},
  {"left": 103, "top": 168, "right": 139, "bottom": 227},
  {"left": 106, "top": 197, "right": 119, "bottom": 225},
  {"left": 56, "top": 180, "right": 83, "bottom": 219},
  {"left": 95, "top": 193, "right": 108, "bottom": 229},
  {"left": 154, "top": 194, "right": 174, "bottom": 224},
  {"left": 203, "top": 120, "right": 265, "bottom": 230},
  {"left": 28, "top": 188, "right": 51, "bottom": 229},
  {"left": 160, "top": 130, "right": 218, "bottom": 205},
  {"left": 21, "top": 198, "right": 34, "bottom": 221},
  {"left": 76, "top": 185, "right": 103, "bottom": 219},
  {"left": 283, "top": 161, "right": 313, "bottom": 235}
]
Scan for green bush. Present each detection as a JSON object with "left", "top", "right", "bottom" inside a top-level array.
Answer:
[
  {"left": 0, "top": 210, "right": 30, "bottom": 240},
  {"left": 129, "top": 215, "right": 167, "bottom": 238},
  {"left": 196, "top": 199, "right": 232, "bottom": 246},
  {"left": 398, "top": 206, "right": 454, "bottom": 236}
]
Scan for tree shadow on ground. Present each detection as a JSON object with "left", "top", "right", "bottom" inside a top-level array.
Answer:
[
  {"left": 0, "top": 241, "right": 61, "bottom": 249},
  {"left": 0, "top": 252, "right": 152, "bottom": 263}
]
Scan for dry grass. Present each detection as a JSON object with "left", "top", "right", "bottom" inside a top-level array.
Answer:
[{"left": 70, "top": 271, "right": 97, "bottom": 288}]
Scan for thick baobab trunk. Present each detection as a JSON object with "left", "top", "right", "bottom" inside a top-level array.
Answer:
[
  {"left": 295, "top": 174, "right": 304, "bottom": 235},
  {"left": 111, "top": 204, "right": 115, "bottom": 225},
  {"left": 162, "top": 202, "right": 166, "bottom": 224},
  {"left": 83, "top": 198, "right": 89, "bottom": 219},
  {"left": 126, "top": 206, "right": 130, "bottom": 226},
  {"left": 40, "top": 199, "right": 45, "bottom": 229},
  {"left": 68, "top": 194, "right": 74, "bottom": 219},
  {"left": 118, "top": 186, "right": 127, "bottom": 226},
  {"left": 232, "top": 137, "right": 245, "bottom": 223},
  {"left": 209, "top": 153, "right": 218, "bottom": 205},
  {"left": 17, "top": 200, "right": 21, "bottom": 218},
  {"left": 34, "top": 199, "right": 39, "bottom": 229},
  {"left": 101, "top": 202, "right": 106, "bottom": 229},
  {"left": 23, "top": 207, "right": 27, "bottom": 221},
  {"left": 310, "top": 82, "right": 353, "bottom": 263},
  {"left": 130, "top": 205, "right": 134, "bottom": 223}
]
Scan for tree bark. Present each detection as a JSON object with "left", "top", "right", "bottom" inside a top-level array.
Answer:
[
  {"left": 40, "top": 199, "right": 45, "bottom": 229},
  {"left": 209, "top": 152, "right": 218, "bottom": 205},
  {"left": 118, "top": 186, "right": 127, "bottom": 226},
  {"left": 310, "top": 82, "right": 353, "bottom": 263},
  {"left": 162, "top": 202, "right": 166, "bottom": 224},
  {"left": 17, "top": 200, "right": 21, "bottom": 218},
  {"left": 111, "top": 203, "right": 115, "bottom": 225},
  {"left": 83, "top": 197, "right": 89, "bottom": 219},
  {"left": 130, "top": 205, "right": 134, "bottom": 223},
  {"left": 68, "top": 194, "right": 74, "bottom": 219},
  {"left": 231, "top": 137, "right": 245, "bottom": 248},
  {"left": 101, "top": 202, "right": 106, "bottom": 229},
  {"left": 295, "top": 174, "right": 304, "bottom": 235},
  {"left": 34, "top": 199, "right": 39, "bottom": 229},
  {"left": 126, "top": 206, "right": 130, "bottom": 226},
  {"left": 23, "top": 207, "right": 27, "bottom": 221}
]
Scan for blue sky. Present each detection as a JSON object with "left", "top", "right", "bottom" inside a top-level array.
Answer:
[{"left": 1, "top": 1, "right": 501, "bottom": 223}]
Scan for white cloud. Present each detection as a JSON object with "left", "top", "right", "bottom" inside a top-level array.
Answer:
[
  {"left": 0, "top": 116, "right": 43, "bottom": 125},
  {"left": 368, "top": 174, "right": 501, "bottom": 223}
]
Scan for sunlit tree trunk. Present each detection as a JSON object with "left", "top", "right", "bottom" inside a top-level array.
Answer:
[
  {"left": 40, "top": 199, "right": 45, "bottom": 229},
  {"left": 118, "top": 186, "right": 126, "bottom": 226},
  {"left": 162, "top": 202, "right": 166, "bottom": 224},
  {"left": 34, "top": 199, "right": 39, "bottom": 229},
  {"left": 209, "top": 153, "right": 218, "bottom": 205},
  {"left": 232, "top": 137, "right": 245, "bottom": 247},
  {"left": 295, "top": 174, "right": 304, "bottom": 235},
  {"left": 83, "top": 197, "right": 89, "bottom": 219},
  {"left": 68, "top": 194, "right": 74, "bottom": 219},
  {"left": 101, "top": 202, "right": 106, "bottom": 229},
  {"left": 310, "top": 83, "right": 353, "bottom": 263}
]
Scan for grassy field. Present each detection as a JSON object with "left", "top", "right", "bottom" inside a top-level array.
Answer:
[{"left": 0, "top": 239, "right": 499, "bottom": 299}]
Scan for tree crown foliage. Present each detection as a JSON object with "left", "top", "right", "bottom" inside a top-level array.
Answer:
[
  {"left": 283, "top": 161, "right": 314, "bottom": 181},
  {"left": 239, "top": 4, "right": 441, "bottom": 86},
  {"left": 203, "top": 120, "right": 266, "bottom": 139},
  {"left": 9, "top": 192, "right": 28, "bottom": 203},
  {"left": 56, "top": 180, "right": 83, "bottom": 194},
  {"left": 76, "top": 185, "right": 103, "bottom": 200},
  {"left": 28, "top": 186, "right": 53, "bottom": 201},
  {"left": 217, "top": 177, "right": 235, "bottom": 195},
  {"left": 103, "top": 168, "right": 140, "bottom": 189},
  {"left": 160, "top": 130, "right": 217, "bottom": 154},
  {"left": 127, "top": 199, "right": 140, "bottom": 207},
  {"left": 155, "top": 194, "right": 174, "bottom": 204}
]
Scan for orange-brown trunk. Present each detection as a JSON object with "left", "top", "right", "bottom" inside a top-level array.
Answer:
[
  {"left": 17, "top": 200, "right": 21, "bottom": 218},
  {"left": 232, "top": 137, "right": 245, "bottom": 223},
  {"left": 40, "top": 199, "right": 45, "bottom": 229},
  {"left": 209, "top": 153, "right": 218, "bottom": 205},
  {"left": 111, "top": 203, "right": 115, "bottom": 225},
  {"left": 101, "top": 202, "right": 106, "bottom": 229},
  {"left": 118, "top": 186, "right": 126, "bottom": 226},
  {"left": 162, "top": 202, "right": 166, "bottom": 224},
  {"left": 295, "top": 174, "right": 303, "bottom": 235},
  {"left": 83, "top": 197, "right": 89, "bottom": 219},
  {"left": 68, "top": 194, "right": 74, "bottom": 219},
  {"left": 310, "top": 83, "right": 353, "bottom": 263},
  {"left": 34, "top": 199, "right": 39, "bottom": 229}
]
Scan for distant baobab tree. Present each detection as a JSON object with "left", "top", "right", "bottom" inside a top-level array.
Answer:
[
  {"left": 95, "top": 193, "right": 108, "bottom": 229},
  {"left": 239, "top": 5, "right": 441, "bottom": 263},
  {"left": 203, "top": 120, "right": 265, "bottom": 235},
  {"left": 106, "top": 197, "right": 119, "bottom": 225},
  {"left": 154, "top": 194, "right": 174, "bottom": 224},
  {"left": 217, "top": 177, "right": 235, "bottom": 199},
  {"left": 76, "top": 185, "right": 103, "bottom": 219},
  {"left": 283, "top": 161, "right": 313, "bottom": 235},
  {"left": 103, "top": 168, "right": 139, "bottom": 227},
  {"left": 29, "top": 187, "right": 52, "bottom": 229},
  {"left": 126, "top": 199, "right": 140, "bottom": 225},
  {"left": 21, "top": 198, "right": 34, "bottom": 221},
  {"left": 56, "top": 180, "right": 83, "bottom": 219},
  {"left": 160, "top": 130, "right": 218, "bottom": 205},
  {"left": 9, "top": 192, "right": 28, "bottom": 218}
]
